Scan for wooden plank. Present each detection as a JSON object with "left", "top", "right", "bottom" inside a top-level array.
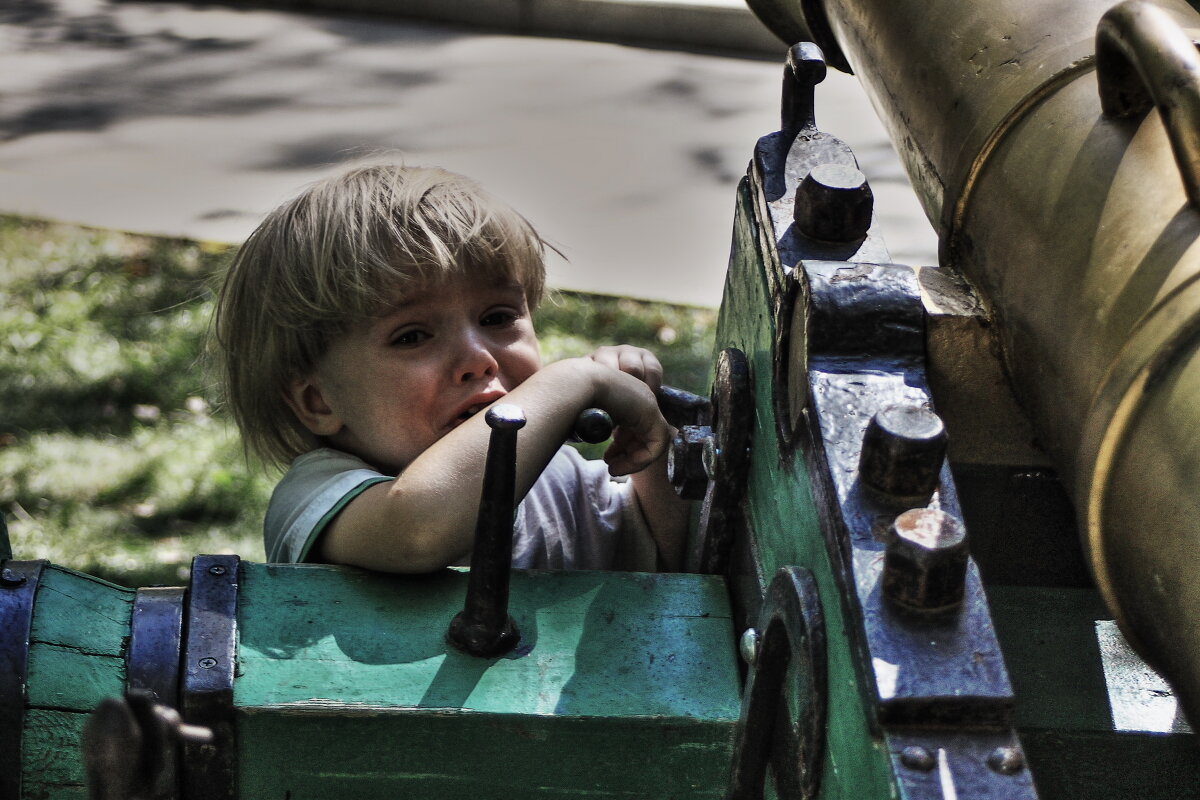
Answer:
[
  {"left": 988, "top": 585, "right": 1200, "bottom": 799},
  {"left": 29, "top": 565, "right": 134, "bottom": 658},
  {"left": 237, "top": 564, "right": 740, "bottom": 720},
  {"left": 22, "top": 708, "right": 88, "bottom": 793},
  {"left": 235, "top": 563, "right": 739, "bottom": 797},
  {"left": 22, "top": 566, "right": 132, "bottom": 799},
  {"left": 26, "top": 643, "right": 125, "bottom": 712},
  {"left": 239, "top": 711, "right": 736, "bottom": 799}
]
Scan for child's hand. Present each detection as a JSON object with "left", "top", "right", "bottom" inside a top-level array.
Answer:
[
  {"left": 585, "top": 346, "right": 670, "bottom": 476},
  {"left": 588, "top": 345, "right": 664, "bottom": 394}
]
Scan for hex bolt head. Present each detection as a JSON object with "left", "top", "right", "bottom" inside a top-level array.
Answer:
[
  {"left": 987, "top": 745, "right": 1026, "bottom": 774},
  {"left": 739, "top": 628, "right": 760, "bottom": 666},
  {"left": 794, "top": 163, "right": 874, "bottom": 242},
  {"left": 668, "top": 425, "right": 714, "bottom": 500},
  {"left": 900, "top": 745, "right": 936, "bottom": 771},
  {"left": 883, "top": 508, "right": 969, "bottom": 613},
  {"left": 859, "top": 405, "right": 948, "bottom": 499}
]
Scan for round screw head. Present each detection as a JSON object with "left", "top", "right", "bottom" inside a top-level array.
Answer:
[
  {"left": 859, "top": 405, "right": 948, "bottom": 499},
  {"left": 900, "top": 745, "right": 936, "bottom": 771},
  {"left": 1, "top": 568, "right": 27, "bottom": 587},
  {"left": 883, "top": 508, "right": 969, "bottom": 613},
  {"left": 739, "top": 628, "right": 760, "bottom": 665},
  {"left": 794, "top": 163, "right": 874, "bottom": 242},
  {"left": 987, "top": 745, "right": 1025, "bottom": 774},
  {"left": 208, "top": 564, "right": 226, "bottom": 576},
  {"left": 197, "top": 657, "right": 218, "bottom": 670}
]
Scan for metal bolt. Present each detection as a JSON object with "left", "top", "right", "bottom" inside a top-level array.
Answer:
[
  {"left": 1, "top": 567, "right": 27, "bottom": 587},
  {"left": 198, "top": 657, "right": 218, "bottom": 670},
  {"left": 883, "top": 508, "right": 969, "bottom": 613},
  {"left": 900, "top": 745, "right": 936, "bottom": 771},
  {"left": 859, "top": 405, "right": 948, "bottom": 500},
  {"left": 794, "top": 163, "right": 875, "bottom": 242},
  {"left": 987, "top": 745, "right": 1025, "bottom": 774},
  {"left": 739, "top": 628, "right": 760, "bottom": 665},
  {"left": 208, "top": 565, "right": 226, "bottom": 576},
  {"left": 668, "top": 425, "right": 714, "bottom": 500}
]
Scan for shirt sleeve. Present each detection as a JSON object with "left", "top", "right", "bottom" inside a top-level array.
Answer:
[
  {"left": 263, "top": 448, "right": 392, "bottom": 564},
  {"left": 512, "top": 446, "right": 657, "bottom": 571}
]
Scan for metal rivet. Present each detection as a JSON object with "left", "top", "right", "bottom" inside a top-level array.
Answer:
[
  {"left": 1, "top": 568, "right": 27, "bottom": 587},
  {"left": 987, "top": 745, "right": 1025, "bottom": 774},
  {"left": 794, "top": 163, "right": 875, "bottom": 242},
  {"left": 739, "top": 628, "right": 760, "bottom": 666},
  {"left": 900, "top": 745, "right": 936, "bottom": 771},
  {"left": 883, "top": 508, "right": 969, "bottom": 613},
  {"left": 207, "top": 565, "right": 226, "bottom": 576},
  {"left": 198, "top": 657, "right": 218, "bottom": 670},
  {"left": 859, "top": 405, "right": 948, "bottom": 500}
]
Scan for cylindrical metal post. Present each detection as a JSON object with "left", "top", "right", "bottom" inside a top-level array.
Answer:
[{"left": 447, "top": 404, "right": 526, "bottom": 658}]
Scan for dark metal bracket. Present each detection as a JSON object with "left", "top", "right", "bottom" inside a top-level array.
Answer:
[
  {"left": 128, "top": 586, "right": 186, "bottom": 707},
  {"left": 672, "top": 348, "right": 754, "bottom": 575},
  {"left": 747, "top": 43, "right": 1039, "bottom": 799},
  {"left": 181, "top": 554, "right": 239, "bottom": 800},
  {"left": 0, "top": 559, "right": 46, "bottom": 800},
  {"left": 727, "top": 566, "right": 827, "bottom": 800}
]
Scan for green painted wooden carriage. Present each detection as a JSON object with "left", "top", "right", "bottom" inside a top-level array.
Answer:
[{"left": 6, "top": 0, "right": 1200, "bottom": 796}]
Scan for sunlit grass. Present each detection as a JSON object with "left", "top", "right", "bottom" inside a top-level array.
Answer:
[{"left": 0, "top": 215, "right": 716, "bottom": 586}]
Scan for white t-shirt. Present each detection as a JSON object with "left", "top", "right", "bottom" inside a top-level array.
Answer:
[{"left": 263, "top": 446, "right": 657, "bottom": 571}]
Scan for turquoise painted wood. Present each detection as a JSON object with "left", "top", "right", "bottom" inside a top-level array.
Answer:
[
  {"left": 236, "top": 563, "right": 740, "bottom": 798},
  {"left": 15, "top": 561, "right": 738, "bottom": 798},
  {"left": 22, "top": 565, "right": 135, "bottom": 799},
  {"left": 714, "top": 173, "right": 896, "bottom": 800}
]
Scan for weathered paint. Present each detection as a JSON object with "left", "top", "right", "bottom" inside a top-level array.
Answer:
[
  {"left": 236, "top": 562, "right": 740, "bottom": 798},
  {"left": 22, "top": 565, "right": 134, "bottom": 799},
  {"left": 716, "top": 175, "right": 895, "bottom": 799}
]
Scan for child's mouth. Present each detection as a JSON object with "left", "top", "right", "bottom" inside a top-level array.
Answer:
[{"left": 454, "top": 403, "right": 489, "bottom": 425}]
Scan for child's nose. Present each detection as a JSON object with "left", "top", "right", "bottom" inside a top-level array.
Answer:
[{"left": 457, "top": 333, "right": 499, "bottom": 383}]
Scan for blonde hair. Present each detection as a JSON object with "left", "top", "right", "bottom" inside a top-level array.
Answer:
[{"left": 213, "top": 164, "right": 550, "bottom": 467}]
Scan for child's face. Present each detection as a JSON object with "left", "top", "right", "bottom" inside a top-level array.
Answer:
[{"left": 290, "top": 275, "right": 542, "bottom": 473}]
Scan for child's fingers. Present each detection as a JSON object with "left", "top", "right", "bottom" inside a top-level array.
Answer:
[
  {"left": 589, "top": 345, "right": 664, "bottom": 393},
  {"left": 603, "top": 421, "right": 670, "bottom": 476}
]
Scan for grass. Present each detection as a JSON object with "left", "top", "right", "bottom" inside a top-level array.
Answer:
[{"left": 0, "top": 215, "right": 717, "bottom": 587}]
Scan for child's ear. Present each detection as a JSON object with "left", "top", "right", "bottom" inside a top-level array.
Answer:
[{"left": 283, "top": 377, "right": 342, "bottom": 436}]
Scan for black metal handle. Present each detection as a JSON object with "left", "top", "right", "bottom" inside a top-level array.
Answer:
[{"left": 447, "top": 404, "right": 525, "bottom": 658}]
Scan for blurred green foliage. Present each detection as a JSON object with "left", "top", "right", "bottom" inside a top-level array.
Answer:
[{"left": 0, "top": 215, "right": 716, "bottom": 586}]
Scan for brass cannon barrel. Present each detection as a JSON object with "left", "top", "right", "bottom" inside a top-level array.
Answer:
[{"left": 746, "top": 0, "right": 1200, "bottom": 725}]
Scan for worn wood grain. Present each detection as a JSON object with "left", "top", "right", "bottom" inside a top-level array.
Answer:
[{"left": 236, "top": 562, "right": 740, "bottom": 797}]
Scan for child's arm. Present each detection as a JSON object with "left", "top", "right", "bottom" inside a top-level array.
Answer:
[
  {"left": 313, "top": 357, "right": 671, "bottom": 573},
  {"left": 588, "top": 346, "right": 691, "bottom": 571}
]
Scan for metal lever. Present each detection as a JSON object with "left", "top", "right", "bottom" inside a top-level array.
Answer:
[{"left": 448, "top": 404, "right": 526, "bottom": 658}]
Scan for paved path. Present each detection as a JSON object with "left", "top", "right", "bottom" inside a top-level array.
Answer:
[{"left": 0, "top": 0, "right": 936, "bottom": 306}]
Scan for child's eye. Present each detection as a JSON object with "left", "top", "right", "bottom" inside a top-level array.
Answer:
[
  {"left": 390, "top": 329, "right": 430, "bottom": 347},
  {"left": 481, "top": 309, "right": 519, "bottom": 327}
]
